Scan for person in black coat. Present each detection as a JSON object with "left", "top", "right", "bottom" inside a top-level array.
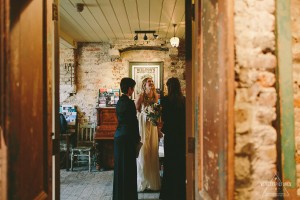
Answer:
[
  {"left": 160, "top": 77, "right": 186, "bottom": 200},
  {"left": 59, "top": 113, "right": 68, "bottom": 135},
  {"left": 113, "top": 77, "right": 141, "bottom": 200}
]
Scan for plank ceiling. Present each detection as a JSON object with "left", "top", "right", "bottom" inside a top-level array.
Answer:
[{"left": 59, "top": 0, "right": 185, "bottom": 44}]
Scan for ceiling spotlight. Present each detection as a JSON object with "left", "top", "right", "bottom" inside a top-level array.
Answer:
[
  {"left": 76, "top": 3, "right": 84, "bottom": 12},
  {"left": 134, "top": 34, "right": 138, "bottom": 40},
  {"left": 143, "top": 34, "right": 148, "bottom": 40},
  {"left": 153, "top": 34, "right": 158, "bottom": 39}
]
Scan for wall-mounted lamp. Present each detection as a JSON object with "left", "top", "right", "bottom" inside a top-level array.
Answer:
[
  {"left": 170, "top": 24, "right": 179, "bottom": 47},
  {"left": 134, "top": 30, "right": 158, "bottom": 41}
]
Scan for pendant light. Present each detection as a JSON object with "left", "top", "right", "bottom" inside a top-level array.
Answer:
[{"left": 170, "top": 24, "right": 179, "bottom": 47}]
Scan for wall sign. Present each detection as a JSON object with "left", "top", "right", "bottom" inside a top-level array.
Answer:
[{"left": 129, "top": 62, "right": 163, "bottom": 99}]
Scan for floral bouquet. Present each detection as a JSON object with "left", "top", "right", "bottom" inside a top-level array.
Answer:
[{"left": 144, "top": 102, "right": 162, "bottom": 126}]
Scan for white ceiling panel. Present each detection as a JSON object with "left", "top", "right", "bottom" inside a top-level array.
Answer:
[
  {"left": 160, "top": 0, "right": 177, "bottom": 38},
  {"left": 149, "top": 0, "right": 163, "bottom": 31},
  {"left": 61, "top": 0, "right": 100, "bottom": 41},
  {"left": 59, "top": 0, "right": 185, "bottom": 43},
  {"left": 137, "top": 0, "right": 150, "bottom": 30},
  {"left": 110, "top": 0, "right": 132, "bottom": 38},
  {"left": 60, "top": 16, "right": 86, "bottom": 41},
  {"left": 60, "top": 8, "right": 91, "bottom": 41},
  {"left": 100, "top": 0, "right": 125, "bottom": 39},
  {"left": 124, "top": 0, "right": 140, "bottom": 34},
  {"left": 76, "top": 0, "right": 108, "bottom": 41},
  {"left": 84, "top": 0, "right": 116, "bottom": 39}
]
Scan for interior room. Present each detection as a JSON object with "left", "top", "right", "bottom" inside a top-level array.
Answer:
[{"left": 58, "top": 0, "right": 186, "bottom": 199}]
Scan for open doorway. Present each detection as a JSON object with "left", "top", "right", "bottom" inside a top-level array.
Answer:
[{"left": 57, "top": 0, "right": 193, "bottom": 199}]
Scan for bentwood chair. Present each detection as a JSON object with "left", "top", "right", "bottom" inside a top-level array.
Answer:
[{"left": 70, "top": 122, "right": 96, "bottom": 172}]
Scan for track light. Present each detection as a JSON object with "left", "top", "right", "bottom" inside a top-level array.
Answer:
[
  {"left": 133, "top": 30, "right": 158, "bottom": 41},
  {"left": 143, "top": 34, "right": 148, "bottom": 40}
]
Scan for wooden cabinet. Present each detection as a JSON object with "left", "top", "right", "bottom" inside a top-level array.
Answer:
[{"left": 94, "top": 107, "right": 117, "bottom": 170}]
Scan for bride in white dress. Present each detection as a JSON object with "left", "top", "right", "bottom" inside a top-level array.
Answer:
[{"left": 135, "top": 77, "right": 161, "bottom": 192}]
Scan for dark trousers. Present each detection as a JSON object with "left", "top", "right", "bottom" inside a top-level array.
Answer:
[
  {"left": 160, "top": 133, "right": 186, "bottom": 200},
  {"left": 113, "top": 135, "right": 138, "bottom": 200}
]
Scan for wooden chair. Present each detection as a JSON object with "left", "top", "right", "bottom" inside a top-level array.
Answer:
[{"left": 70, "top": 122, "right": 96, "bottom": 172}]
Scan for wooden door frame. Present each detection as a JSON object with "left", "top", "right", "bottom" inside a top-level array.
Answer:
[
  {"left": 0, "top": 0, "right": 9, "bottom": 199},
  {"left": 194, "top": 0, "right": 202, "bottom": 199},
  {"left": 47, "top": 0, "right": 61, "bottom": 199},
  {"left": 11, "top": 0, "right": 53, "bottom": 198},
  {"left": 276, "top": 0, "right": 297, "bottom": 198},
  {"left": 185, "top": 0, "right": 194, "bottom": 199},
  {"left": 194, "top": 0, "right": 235, "bottom": 199},
  {"left": 0, "top": 0, "right": 58, "bottom": 199},
  {"left": 219, "top": 0, "right": 235, "bottom": 199}
]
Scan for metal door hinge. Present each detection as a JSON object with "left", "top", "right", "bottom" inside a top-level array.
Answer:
[
  {"left": 52, "top": 3, "right": 58, "bottom": 21},
  {"left": 188, "top": 137, "right": 195, "bottom": 153}
]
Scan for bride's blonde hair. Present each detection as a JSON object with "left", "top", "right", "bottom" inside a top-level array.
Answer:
[{"left": 141, "top": 77, "right": 158, "bottom": 101}]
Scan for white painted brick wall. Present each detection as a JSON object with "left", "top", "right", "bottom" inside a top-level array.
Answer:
[
  {"left": 60, "top": 48, "right": 75, "bottom": 102},
  {"left": 60, "top": 42, "right": 185, "bottom": 124}
]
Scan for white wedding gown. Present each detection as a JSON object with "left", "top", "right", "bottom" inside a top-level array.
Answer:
[{"left": 136, "top": 104, "right": 161, "bottom": 192}]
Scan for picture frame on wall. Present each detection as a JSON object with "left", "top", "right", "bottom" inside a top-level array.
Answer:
[{"left": 129, "top": 62, "right": 164, "bottom": 99}]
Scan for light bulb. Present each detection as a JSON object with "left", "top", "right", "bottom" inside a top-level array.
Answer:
[{"left": 170, "top": 37, "right": 179, "bottom": 47}]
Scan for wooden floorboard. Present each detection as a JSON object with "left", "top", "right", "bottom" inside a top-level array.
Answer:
[{"left": 60, "top": 167, "right": 160, "bottom": 200}]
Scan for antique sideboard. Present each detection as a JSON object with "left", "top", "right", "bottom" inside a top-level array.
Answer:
[{"left": 94, "top": 107, "right": 117, "bottom": 170}]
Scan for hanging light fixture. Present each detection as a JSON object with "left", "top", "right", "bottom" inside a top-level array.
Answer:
[
  {"left": 170, "top": 24, "right": 179, "bottom": 47},
  {"left": 133, "top": 30, "right": 157, "bottom": 41}
]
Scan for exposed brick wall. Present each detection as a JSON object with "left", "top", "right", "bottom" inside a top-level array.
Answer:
[
  {"left": 60, "top": 48, "right": 75, "bottom": 103},
  {"left": 60, "top": 42, "right": 185, "bottom": 123},
  {"left": 291, "top": 0, "right": 300, "bottom": 195},
  {"left": 234, "top": 0, "right": 277, "bottom": 199}
]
